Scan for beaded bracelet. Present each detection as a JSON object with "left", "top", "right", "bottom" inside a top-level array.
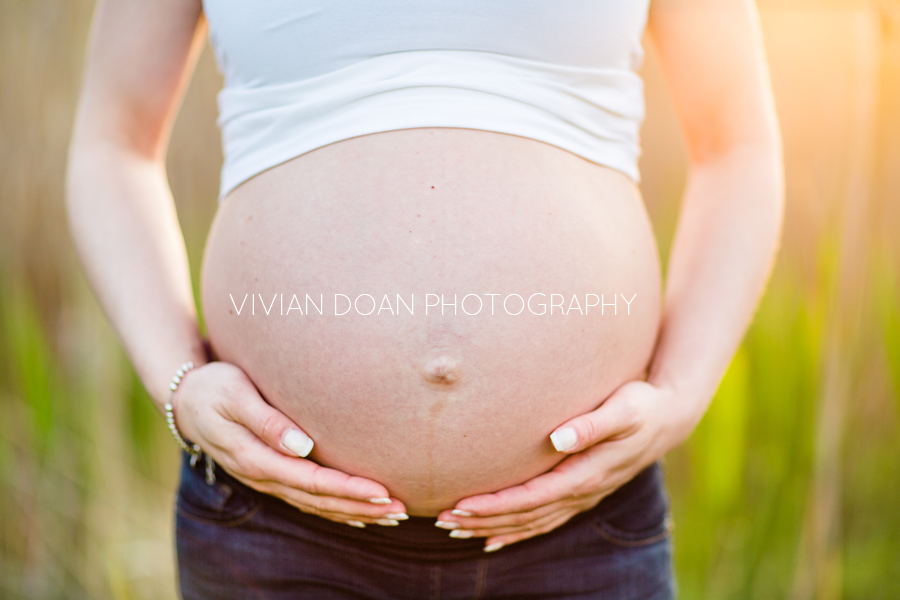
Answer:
[{"left": 165, "top": 361, "right": 203, "bottom": 467}]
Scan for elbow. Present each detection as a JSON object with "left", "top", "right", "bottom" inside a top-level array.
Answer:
[
  {"left": 65, "top": 120, "right": 164, "bottom": 210},
  {"left": 688, "top": 123, "right": 784, "bottom": 202},
  {"left": 685, "top": 127, "right": 786, "bottom": 251},
  {"left": 687, "top": 125, "right": 783, "bottom": 176},
  {"left": 685, "top": 102, "right": 784, "bottom": 186},
  {"left": 66, "top": 103, "right": 166, "bottom": 196}
]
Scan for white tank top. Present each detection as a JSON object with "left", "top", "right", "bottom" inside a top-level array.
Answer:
[{"left": 202, "top": 0, "right": 651, "bottom": 201}]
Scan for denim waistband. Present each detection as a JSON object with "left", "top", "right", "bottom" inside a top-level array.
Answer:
[{"left": 180, "top": 452, "right": 665, "bottom": 563}]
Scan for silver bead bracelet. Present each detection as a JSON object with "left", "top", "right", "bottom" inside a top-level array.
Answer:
[{"left": 165, "top": 361, "right": 203, "bottom": 467}]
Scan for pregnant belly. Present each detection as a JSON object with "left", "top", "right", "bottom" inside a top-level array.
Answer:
[{"left": 200, "top": 128, "right": 662, "bottom": 516}]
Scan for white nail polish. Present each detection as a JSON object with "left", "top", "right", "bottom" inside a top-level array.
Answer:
[
  {"left": 347, "top": 520, "right": 366, "bottom": 528},
  {"left": 282, "top": 429, "right": 314, "bottom": 457},
  {"left": 449, "top": 530, "right": 473, "bottom": 539},
  {"left": 451, "top": 509, "right": 474, "bottom": 517},
  {"left": 385, "top": 513, "right": 409, "bottom": 520},
  {"left": 484, "top": 542, "right": 505, "bottom": 553},
  {"left": 435, "top": 520, "right": 460, "bottom": 530},
  {"left": 375, "top": 518, "right": 399, "bottom": 526},
  {"left": 550, "top": 427, "right": 578, "bottom": 452},
  {"left": 367, "top": 497, "right": 392, "bottom": 505}
]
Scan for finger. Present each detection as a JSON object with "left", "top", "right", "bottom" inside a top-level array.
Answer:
[
  {"left": 226, "top": 389, "right": 316, "bottom": 459},
  {"left": 435, "top": 499, "right": 571, "bottom": 531},
  {"left": 208, "top": 424, "right": 398, "bottom": 505},
  {"left": 439, "top": 506, "right": 581, "bottom": 540},
  {"left": 549, "top": 387, "right": 641, "bottom": 453},
  {"left": 251, "top": 478, "right": 408, "bottom": 521},
  {"left": 481, "top": 509, "right": 582, "bottom": 551},
  {"left": 227, "top": 466, "right": 409, "bottom": 523},
  {"left": 257, "top": 493, "right": 398, "bottom": 528},
  {"left": 316, "top": 511, "right": 410, "bottom": 528},
  {"left": 302, "top": 507, "right": 409, "bottom": 528},
  {"left": 451, "top": 458, "right": 586, "bottom": 517},
  {"left": 297, "top": 509, "right": 405, "bottom": 529}
]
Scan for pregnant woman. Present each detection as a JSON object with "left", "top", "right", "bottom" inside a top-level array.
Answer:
[{"left": 66, "top": 0, "right": 783, "bottom": 598}]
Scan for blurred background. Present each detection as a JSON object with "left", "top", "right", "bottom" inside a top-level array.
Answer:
[{"left": 1, "top": 0, "right": 898, "bottom": 598}]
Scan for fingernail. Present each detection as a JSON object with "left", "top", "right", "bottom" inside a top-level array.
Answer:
[
  {"left": 550, "top": 427, "right": 578, "bottom": 452},
  {"left": 282, "top": 429, "right": 314, "bottom": 457},
  {"left": 347, "top": 520, "right": 366, "bottom": 528},
  {"left": 451, "top": 509, "right": 474, "bottom": 517},
  {"left": 435, "top": 520, "right": 460, "bottom": 530},
  {"left": 385, "top": 513, "right": 408, "bottom": 520},
  {"left": 449, "top": 530, "right": 473, "bottom": 539},
  {"left": 484, "top": 542, "right": 505, "bottom": 553},
  {"left": 375, "top": 519, "right": 399, "bottom": 526},
  {"left": 367, "top": 498, "right": 392, "bottom": 505}
]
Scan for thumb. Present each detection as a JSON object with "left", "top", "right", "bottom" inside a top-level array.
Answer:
[
  {"left": 549, "top": 393, "right": 636, "bottom": 454},
  {"left": 237, "top": 396, "right": 315, "bottom": 458}
]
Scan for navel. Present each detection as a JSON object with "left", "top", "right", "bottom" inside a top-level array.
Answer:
[{"left": 422, "top": 355, "right": 460, "bottom": 385}]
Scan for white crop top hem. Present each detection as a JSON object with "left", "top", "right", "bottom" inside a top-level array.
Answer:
[{"left": 216, "top": 50, "right": 644, "bottom": 202}]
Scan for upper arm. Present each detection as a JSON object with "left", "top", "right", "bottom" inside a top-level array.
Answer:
[
  {"left": 72, "top": 0, "right": 206, "bottom": 160},
  {"left": 646, "top": 0, "right": 781, "bottom": 164}
]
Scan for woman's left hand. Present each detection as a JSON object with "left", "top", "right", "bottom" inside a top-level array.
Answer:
[{"left": 434, "top": 379, "right": 689, "bottom": 552}]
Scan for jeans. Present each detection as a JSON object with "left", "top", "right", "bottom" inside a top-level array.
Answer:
[{"left": 175, "top": 452, "right": 675, "bottom": 599}]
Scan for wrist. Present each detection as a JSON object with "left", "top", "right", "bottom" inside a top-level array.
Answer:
[
  {"left": 651, "top": 376, "right": 710, "bottom": 453},
  {"left": 145, "top": 338, "right": 212, "bottom": 414},
  {"left": 165, "top": 360, "right": 203, "bottom": 463}
]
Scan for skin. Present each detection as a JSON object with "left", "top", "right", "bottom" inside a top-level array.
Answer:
[
  {"left": 66, "top": 0, "right": 783, "bottom": 551},
  {"left": 200, "top": 126, "right": 662, "bottom": 516}
]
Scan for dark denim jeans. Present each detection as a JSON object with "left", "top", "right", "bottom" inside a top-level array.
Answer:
[{"left": 175, "top": 452, "right": 675, "bottom": 599}]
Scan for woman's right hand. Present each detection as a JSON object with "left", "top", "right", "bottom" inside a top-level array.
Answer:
[{"left": 170, "top": 361, "right": 408, "bottom": 527}]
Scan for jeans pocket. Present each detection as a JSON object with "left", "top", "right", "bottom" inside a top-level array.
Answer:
[
  {"left": 592, "top": 511, "right": 674, "bottom": 547},
  {"left": 590, "top": 463, "right": 674, "bottom": 548},
  {"left": 176, "top": 454, "right": 261, "bottom": 527}
]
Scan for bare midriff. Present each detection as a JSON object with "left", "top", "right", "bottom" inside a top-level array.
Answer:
[{"left": 200, "top": 128, "right": 662, "bottom": 516}]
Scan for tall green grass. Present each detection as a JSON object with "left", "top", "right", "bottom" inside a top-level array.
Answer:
[{"left": 668, "top": 242, "right": 900, "bottom": 600}]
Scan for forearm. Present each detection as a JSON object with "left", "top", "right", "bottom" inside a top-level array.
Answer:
[
  {"left": 66, "top": 140, "right": 207, "bottom": 412},
  {"left": 646, "top": 141, "right": 784, "bottom": 444}
]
